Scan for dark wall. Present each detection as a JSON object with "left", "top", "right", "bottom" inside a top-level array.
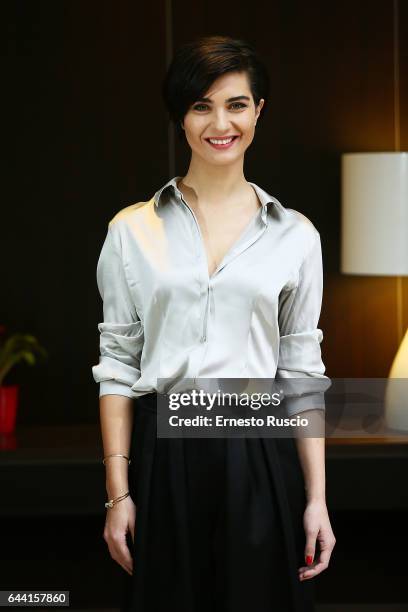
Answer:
[{"left": 4, "top": 0, "right": 408, "bottom": 424}]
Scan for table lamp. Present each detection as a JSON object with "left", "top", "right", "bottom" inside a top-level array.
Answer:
[{"left": 341, "top": 152, "right": 408, "bottom": 431}]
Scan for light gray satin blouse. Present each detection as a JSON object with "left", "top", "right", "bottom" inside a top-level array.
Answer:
[{"left": 92, "top": 175, "right": 330, "bottom": 414}]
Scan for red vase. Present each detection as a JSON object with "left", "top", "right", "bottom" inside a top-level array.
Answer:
[{"left": 0, "top": 385, "right": 19, "bottom": 434}]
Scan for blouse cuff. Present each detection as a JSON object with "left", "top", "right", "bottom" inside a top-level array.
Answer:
[
  {"left": 92, "top": 355, "right": 141, "bottom": 395},
  {"left": 281, "top": 391, "right": 326, "bottom": 416},
  {"left": 98, "top": 379, "right": 137, "bottom": 399}
]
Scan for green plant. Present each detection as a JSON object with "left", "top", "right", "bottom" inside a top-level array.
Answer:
[{"left": 0, "top": 325, "right": 48, "bottom": 387}]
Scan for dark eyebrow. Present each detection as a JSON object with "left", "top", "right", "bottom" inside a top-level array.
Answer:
[{"left": 194, "top": 95, "right": 251, "bottom": 103}]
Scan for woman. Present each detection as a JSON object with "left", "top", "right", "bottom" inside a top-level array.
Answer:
[{"left": 92, "top": 35, "right": 336, "bottom": 612}]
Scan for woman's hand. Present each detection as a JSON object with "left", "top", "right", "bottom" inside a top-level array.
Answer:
[
  {"left": 103, "top": 496, "right": 137, "bottom": 576},
  {"left": 298, "top": 499, "right": 336, "bottom": 581}
]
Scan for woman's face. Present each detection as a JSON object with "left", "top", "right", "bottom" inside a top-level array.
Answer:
[{"left": 182, "top": 71, "right": 264, "bottom": 166}]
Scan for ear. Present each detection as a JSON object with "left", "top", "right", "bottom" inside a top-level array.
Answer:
[{"left": 255, "top": 98, "right": 265, "bottom": 122}]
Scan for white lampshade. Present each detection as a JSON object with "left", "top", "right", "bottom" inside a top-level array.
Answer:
[{"left": 341, "top": 152, "right": 408, "bottom": 275}]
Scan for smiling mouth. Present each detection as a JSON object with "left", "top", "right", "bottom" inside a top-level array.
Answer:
[
  {"left": 205, "top": 135, "right": 239, "bottom": 141},
  {"left": 205, "top": 135, "right": 240, "bottom": 148}
]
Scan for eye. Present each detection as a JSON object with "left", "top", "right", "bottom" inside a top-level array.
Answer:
[
  {"left": 230, "top": 102, "right": 247, "bottom": 110},
  {"left": 192, "top": 102, "right": 248, "bottom": 111}
]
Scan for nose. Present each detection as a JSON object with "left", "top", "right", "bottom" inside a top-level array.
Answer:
[{"left": 212, "top": 109, "right": 232, "bottom": 132}]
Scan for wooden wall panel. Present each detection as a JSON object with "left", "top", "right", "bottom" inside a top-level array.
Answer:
[
  {"left": 5, "top": 1, "right": 169, "bottom": 423},
  {"left": 399, "top": 0, "right": 408, "bottom": 339}
]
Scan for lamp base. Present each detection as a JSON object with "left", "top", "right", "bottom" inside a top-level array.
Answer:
[{"left": 384, "top": 329, "right": 408, "bottom": 432}]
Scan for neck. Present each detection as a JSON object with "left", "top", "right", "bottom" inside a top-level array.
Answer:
[{"left": 180, "top": 157, "right": 249, "bottom": 204}]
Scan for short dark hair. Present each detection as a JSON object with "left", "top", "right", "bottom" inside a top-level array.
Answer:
[{"left": 162, "top": 35, "right": 270, "bottom": 141}]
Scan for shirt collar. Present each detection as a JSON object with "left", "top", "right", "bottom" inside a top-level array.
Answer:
[{"left": 152, "top": 176, "right": 288, "bottom": 223}]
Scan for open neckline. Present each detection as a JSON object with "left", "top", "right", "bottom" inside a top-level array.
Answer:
[{"left": 175, "top": 179, "right": 264, "bottom": 280}]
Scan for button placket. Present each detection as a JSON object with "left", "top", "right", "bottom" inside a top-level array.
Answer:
[
  {"left": 200, "top": 283, "right": 211, "bottom": 342},
  {"left": 175, "top": 189, "right": 210, "bottom": 326}
]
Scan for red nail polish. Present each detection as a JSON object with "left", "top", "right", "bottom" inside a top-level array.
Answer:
[{"left": 306, "top": 555, "right": 313, "bottom": 565}]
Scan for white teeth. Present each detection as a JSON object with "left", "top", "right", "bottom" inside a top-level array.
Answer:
[{"left": 208, "top": 137, "right": 235, "bottom": 145}]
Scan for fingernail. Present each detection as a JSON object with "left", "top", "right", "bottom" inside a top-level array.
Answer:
[{"left": 306, "top": 555, "right": 313, "bottom": 565}]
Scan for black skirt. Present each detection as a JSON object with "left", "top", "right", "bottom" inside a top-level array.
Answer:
[{"left": 120, "top": 392, "right": 316, "bottom": 612}]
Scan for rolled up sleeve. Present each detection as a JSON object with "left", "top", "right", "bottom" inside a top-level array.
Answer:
[
  {"left": 91, "top": 223, "right": 144, "bottom": 398},
  {"left": 277, "top": 230, "right": 331, "bottom": 415}
]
